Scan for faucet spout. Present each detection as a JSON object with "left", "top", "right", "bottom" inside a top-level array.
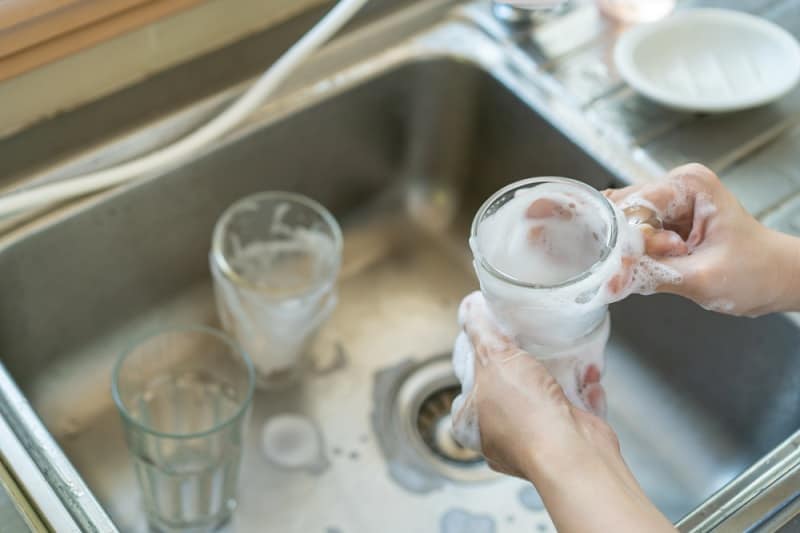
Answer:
[{"left": 491, "top": 0, "right": 569, "bottom": 25}]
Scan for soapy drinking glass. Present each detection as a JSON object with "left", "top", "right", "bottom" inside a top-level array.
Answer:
[
  {"left": 211, "top": 192, "right": 343, "bottom": 387},
  {"left": 112, "top": 325, "right": 255, "bottom": 532},
  {"left": 470, "top": 177, "right": 624, "bottom": 410}
]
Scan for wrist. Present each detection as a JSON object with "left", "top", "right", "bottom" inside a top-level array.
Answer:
[
  {"left": 522, "top": 435, "right": 624, "bottom": 494},
  {"left": 523, "top": 440, "right": 674, "bottom": 533},
  {"left": 768, "top": 229, "right": 800, "bottom": 313}
]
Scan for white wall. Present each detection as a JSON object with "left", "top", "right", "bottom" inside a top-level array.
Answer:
[{"left": 0, "top": 0, "right": 325, "bottom": 138}]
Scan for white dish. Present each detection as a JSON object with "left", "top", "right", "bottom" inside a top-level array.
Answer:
[{"left": 614, "top": 9, "right": 800, "bottom": 113}]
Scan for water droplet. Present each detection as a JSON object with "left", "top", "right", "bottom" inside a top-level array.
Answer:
[
  {"left": 348, "top": 451, "right": 359, "bottom": 461},
  {"left": 518, "top": 485, "right": 544, "bottom": 511},
  {"left": 440, "top": 509, "right": 495, "bottom": 533},
  {"left": 387, "top": 461, "right": 442, "bottom": 494}
]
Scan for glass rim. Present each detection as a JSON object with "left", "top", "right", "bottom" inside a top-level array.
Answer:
[
  {"left": 211, "top": 191, "right": 344, "bottom": 296},
  {"left": 111, "top": 324, "right": 256, "bottom": 440},
  {"left": 470, "top": 177, "right": 619, "bottom": 290}
]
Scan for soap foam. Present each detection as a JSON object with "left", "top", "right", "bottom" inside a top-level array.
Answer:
[
  {"left": 471, "top": 183, "right": 674, "bottom": 349},
  {"left": 212, "top": 203, "right": 338, "bottom": 380},
  {"left": 452, "top": 180, "right": 682, "bottom": 452},
  {"left": 477, "top": 186, "right": 609, "bottom": 286}
]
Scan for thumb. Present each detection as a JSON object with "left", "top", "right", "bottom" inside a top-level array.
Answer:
[
  {"left": 459, "top": 292, "right": 516, "bottom": 364},
  {"left": 641, "top": 226, "right": 689, "bottom": 257}
]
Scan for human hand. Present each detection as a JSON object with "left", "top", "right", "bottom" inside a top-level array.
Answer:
[
  {"left": 607, "top": 163, "right": 800, "bottom": 316},
  {"left": 456, "top": 291, "right": 674, "bottom": 533},
  {"left": 454, "top": 291, "right": 611, "bottom": 477}
]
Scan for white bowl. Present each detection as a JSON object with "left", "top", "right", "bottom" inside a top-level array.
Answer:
[{"left": 614, "top": 9, "right": 800, "bottom": 113}]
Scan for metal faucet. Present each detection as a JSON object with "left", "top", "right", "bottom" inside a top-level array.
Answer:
[{"left": 491, "top": 0, "right": 569, "bottom": 26}]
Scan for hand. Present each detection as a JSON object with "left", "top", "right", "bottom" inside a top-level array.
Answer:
[
  {"left": 458, "top": 291, "right": 674, "bottom": 533},
  {"left": 607, "top": 163, "right": 800, "bottom": 316}
]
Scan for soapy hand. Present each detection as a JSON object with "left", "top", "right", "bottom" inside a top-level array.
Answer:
[
  {"left": 455, "top": 291, "right": 674, "bottom": 533},
  {"left": 607, "top": 163, "right": 800, "bottom": 316},
  {"left": 454, "top": 291, "right": 608, "bottom": 476},
  {"left": 520, "top": 187, "right": 661, "bottom": 301}
]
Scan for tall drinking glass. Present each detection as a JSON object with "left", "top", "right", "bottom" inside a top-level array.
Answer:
[
  {"left": 210, "top": 192, "right": 342, "bottom": 388},
  {"left": 112, "top": 325, "right": 255, "bottom": 532}
]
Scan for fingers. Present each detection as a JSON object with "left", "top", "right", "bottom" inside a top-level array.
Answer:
[
  {"left": 605, "top": 163, "right": 721, "bottom": 238},
  {"left": 642, "top": 227, "right": 689, "bottom": 257},
  {"left": 623, "top": 205, "right": 663, "bottom": 229},
  {"left": 487, "top": 458, "right": 525, "bottom": 479},
  {"left": 652, "top": 253, "right": 699, "bottom": 292},
  {"left": 580, "top": 365, "right": 607, "bottom": 418},
  {"left": 526, "top": 197, "right": 575, "bottom": 220},
  {"left": 525, "top": 197, "right": 576, "bottom": 247},
  {"left": 583, "top": 364, "right": 601, "bottom": 384},
  {"left": 605, "top": 182, "right": 676, "bottom": 217},
  {"left": 607, "top": 256, "right": 635, "bottom": 297},
  {"left": 686, "top": 192, "right": 714, "bottom": 250},
  {"left": 668, "top": 162, "right": 720, "bottom": 189},
  {"left": 459, "top": 292, "right": 515, "bottom": 364},
  {"left": 582, "top": 383, "right": 607, "bottom": 418}
]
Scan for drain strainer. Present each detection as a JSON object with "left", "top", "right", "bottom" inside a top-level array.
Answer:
[
  {"left": 383, "top": 354, "right": 497, "bottom": 483},
  {"left": 416, "top": 385, "right": 483, "bottom": 464}
]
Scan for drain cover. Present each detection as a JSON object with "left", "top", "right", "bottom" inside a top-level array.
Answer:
[
  {"left": 374, "top": 354, "right": 496, "bottom": 483},
  {"left": 416, "top": 385, "right": 482, "bottom": 464}
]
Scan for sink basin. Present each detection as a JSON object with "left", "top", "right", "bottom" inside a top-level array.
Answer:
[{"left": 2, "top": 32, "right": 800, "bottom": 532}]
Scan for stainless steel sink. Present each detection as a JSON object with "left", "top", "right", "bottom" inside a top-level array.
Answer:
[{"left": 1, "top": 2, "right": 800, "bottom": 532}]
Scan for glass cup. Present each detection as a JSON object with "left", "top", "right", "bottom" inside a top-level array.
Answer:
[
  {"left": 210, "top": 192, "right": 343, "bottom": 388},
  {"left": 112, "top": 325, "right": 255, "bottom": 532},
  {"left": 470, "top": 177, "right": 625, "bottom": 411}
]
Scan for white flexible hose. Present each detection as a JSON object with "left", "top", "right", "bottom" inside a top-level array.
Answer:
[{"left": 0, "top": 0, "right": 369, "bottom": 218}]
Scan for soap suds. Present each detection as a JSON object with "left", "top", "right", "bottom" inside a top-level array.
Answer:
[
  {"left": 212, "top": 202, "right": 338, "bottom": 378},
  {"left": 472, "top": 183, "right": 678, "bottom": 347},
  {"left": 478, "top": 187, "right": 609, "bottom": 285},
  {"left": 452, "top": 180, "right": 682, "bottom": 451}
]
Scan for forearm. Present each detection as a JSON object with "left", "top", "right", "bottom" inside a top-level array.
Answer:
[
  {"left": 526, "top": 445, "right": 675, "bottom": 533},
  {"left": 768, "top": 229, "right": 800, "bottom": 314}
]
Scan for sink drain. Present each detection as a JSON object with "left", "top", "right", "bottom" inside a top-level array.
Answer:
[
  {"left": 374, "top": 354, "right": 496, "bottom": 483},
  {"left": 416, "top": 385, "right": 483, "bottom": 465}
]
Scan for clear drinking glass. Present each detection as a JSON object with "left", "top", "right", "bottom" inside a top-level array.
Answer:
[
  {"left": 210, "top": 192, "right": 343, "bottom": 388},
  {"left": 112, "top": 325, "right": 255, "bottom": 532},
  {"left": 470, "top": 177, "right": 624, "bottom": 410}
]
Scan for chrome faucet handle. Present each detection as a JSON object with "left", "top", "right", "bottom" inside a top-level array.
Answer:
[{"left": 491, "top": 0, "right": 570, "bottom": 25}]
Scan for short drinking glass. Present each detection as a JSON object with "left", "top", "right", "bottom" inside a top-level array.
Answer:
[{"left": 112, "top": 325, "right": 255, "bottom": 532}]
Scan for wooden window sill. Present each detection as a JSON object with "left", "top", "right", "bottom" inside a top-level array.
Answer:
[{"left": 0, "top": 0, "right": 206, "bottom": 82}]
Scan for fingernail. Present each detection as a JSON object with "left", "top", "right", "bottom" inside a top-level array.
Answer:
[{"left": 623, "top": 205, "right": 663, "bottom": 229}]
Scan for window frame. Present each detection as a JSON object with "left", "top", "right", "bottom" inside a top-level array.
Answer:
[{"left": 0, "top": 0, "right": 204, "bottom": 81}]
